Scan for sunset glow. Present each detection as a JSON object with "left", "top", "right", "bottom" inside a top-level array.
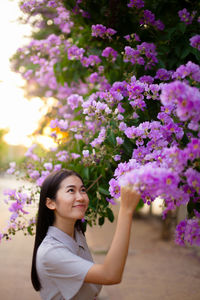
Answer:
[{"left": 0, "top": 1, "right": 55, "bottom": 149}]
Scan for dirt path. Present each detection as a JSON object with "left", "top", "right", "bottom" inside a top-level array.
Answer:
[{"left": 86, "top": 210, "right": 200, "bottom": 300}]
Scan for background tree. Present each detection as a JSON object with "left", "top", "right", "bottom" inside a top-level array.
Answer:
[{"left": 1, "top": 0, "right": 200, "bottom": 246}]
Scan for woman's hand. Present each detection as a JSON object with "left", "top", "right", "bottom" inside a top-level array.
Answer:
[{"left": 120, "top": 185, "right": 141, "bottom": 214}]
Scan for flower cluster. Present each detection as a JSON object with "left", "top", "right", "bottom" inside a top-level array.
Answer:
[
  {"left": 140, "top": 9, "right": 165, "bottom": 31},
  {"left": 175, "top": 219, "right": 200, "bottom": 246},
  {"left": 160, "top": 81, "right": 200, "bottom": 128},
  {"left": 4, "top": 189, "right": 30, "bottom": 223},
  {"left": 124, "top": 42, "right": 158, "bottom": 70},
  {"left": 20, "top": 0, "right": 58, "bottom": 13},
  {"left": 91, "top": 24, "right": 117, "bottom": 39},
  {"left": 172, "top": 61, "right": 200, "bottom": 82}
]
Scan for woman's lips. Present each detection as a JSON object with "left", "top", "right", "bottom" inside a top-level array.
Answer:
[{"left": 73, "top": 204, "right": 86, "bottom": 209}]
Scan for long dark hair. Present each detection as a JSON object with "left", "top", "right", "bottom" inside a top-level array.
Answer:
[{"left": 31, "top": 169, "right": 85, "bottom": 291}]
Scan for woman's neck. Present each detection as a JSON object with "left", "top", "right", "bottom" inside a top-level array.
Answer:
[{"left": 53, "top": 219, "right": 76, "bottom": 239}]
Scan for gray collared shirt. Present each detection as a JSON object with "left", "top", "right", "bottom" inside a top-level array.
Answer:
[{"left": 36, "top": 226, "right": 102, "bottom": 300}]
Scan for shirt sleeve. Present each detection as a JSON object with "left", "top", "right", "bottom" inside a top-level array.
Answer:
[{"left": 42, "top": 245, "right": 94, "bottom": 300}]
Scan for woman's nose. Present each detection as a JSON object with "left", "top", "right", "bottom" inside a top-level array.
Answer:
[{"left": 76, "top": 191, "right": 84, "bottom": 201}]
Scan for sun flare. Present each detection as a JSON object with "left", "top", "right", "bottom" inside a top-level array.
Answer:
[{"left": 0, "top": 1, "right": 55, "bottom": 150}]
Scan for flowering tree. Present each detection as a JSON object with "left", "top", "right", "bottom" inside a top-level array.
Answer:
[{"left": 1, "top": 0, "right": 200, "bottom": 247}]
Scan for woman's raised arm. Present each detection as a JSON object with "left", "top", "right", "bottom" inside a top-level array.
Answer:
[{"left": 85, "top": 186, "right": 140, "bottom": 285}]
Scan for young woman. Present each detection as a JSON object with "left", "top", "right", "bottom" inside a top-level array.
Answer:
[{"left": 31, "top": 169, "right": 140, "bottom": 300}]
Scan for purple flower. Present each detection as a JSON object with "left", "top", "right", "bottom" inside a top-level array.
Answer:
[
  {"left": 127, "top": 81, "right": 145, "bottom": 100},
  {"left": 127, "top": 0, "right": 144, "bottom": 9},
  {"left": 71, "top": 153, "right": 81, "bottom": 159},
  {"left": 139, "top": 75, "right": 154, "bottom": 84},
  {"left": 43, "top": 162, "right": 53, "bottom": 170},
  {"left": 91, "top": 24, "right": 106, "bottom": 37},
  {"left": 109, "top": 178, "right": 121, "bottom": 199},
  {"left": 185, "top": 168, "right": 200, "bottom": 193},
  {"left": 67, "top": 45, "right": 85, "bottom": 60},
  {"left": 178, "top": 8, "right": 195, "bottom": 25},
  {"left": 7, "top": 162, "right": 16, "bottom": 175},
  {"left": 67, "top": 94, "right": 83, "bottom": 110},
  {"left": 116, "top": 137, "right": 124, "bottom": 145},
  {"left": 114, "top": 155, "right": 121, "bottom": 161},
  {"left": 155, "top": 68, "right": 171, "bottom": 81},
  {"left": 47, "top": 1, "right": 58, "bottom": 8},
  {"left": 185, "top": 219, "right": 200, "bottom": 246},
  {"left": 0, "top": 232, "right": 3, "bottom": 242},
  {"left": 58, "top": 119, "right": 68, "bottom": 130},
  {"left": 29, "top": 170, "right": 40, "bottom": 180},
  {"left": 82, "top": 150, "right": 90, "bottom": 157},
  {"left": 117, "top": 103, "right": 125, "bottom": 113},
  {"left": 184, "top": 138, "right": 200, "bottom": 160},
  {"left": 53, "top": 164, "right": 62, "bottom": 171},
  {"left": 141, "top": 9, "right": 155, "bottom": 24},
  {"left": 190, "top": 35, "right": 200, "bottom": 51},
  {"left": 102, "top": 47, "right": 118, "bottom": 62},
  {"left": 175, "top": 220, "right": 187, "bottom": 246},
  {"left": 56, "top": 150, "right": 69, "bottom": 161},
  {"left": 119, "top": 122, "right": 127, "bottom": 132},
  {"left": 106, "top": 197, "right": 117, "bottom": 205},
  {"left": 154, "top": 19, "right": 165, "bottom": 31},
  {"left": 88, "top": 72, "right": 99, "bottom": 83},
  {"left": 124, "top": 34, "right": 131, "bottom": 41}
]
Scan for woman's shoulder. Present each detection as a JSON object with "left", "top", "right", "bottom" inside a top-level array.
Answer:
[{"left": 37, "top": 234, "right": 66, "bottom": 262}]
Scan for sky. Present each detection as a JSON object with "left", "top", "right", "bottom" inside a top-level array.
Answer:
[{"left": 0, "top": 0, "right": 54, "bottom": 148}]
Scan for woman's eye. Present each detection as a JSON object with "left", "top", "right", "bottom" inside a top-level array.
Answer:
[
  {"left": 67, "top": 189, "right": 74, "bottom": 193},
  {"left": 81, "top": 188, "right": 86, "bottom": 193}
]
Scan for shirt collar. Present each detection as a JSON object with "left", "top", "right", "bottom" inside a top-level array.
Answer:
[{"left": 47, "top": 226, "right": 85, "bottom": 251}]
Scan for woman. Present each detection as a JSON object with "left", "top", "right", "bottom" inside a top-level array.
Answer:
[{"left": 31, "top": 169, "right": 140, "bottom": 300}]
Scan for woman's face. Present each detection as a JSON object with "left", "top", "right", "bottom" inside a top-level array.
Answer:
[{"left": 48, "top": 175, "right": 89, "bottom": 223}]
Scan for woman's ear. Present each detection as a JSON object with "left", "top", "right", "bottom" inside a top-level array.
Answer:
[{"left": 46, "top": 197, "right": 56, "bottom": 210}]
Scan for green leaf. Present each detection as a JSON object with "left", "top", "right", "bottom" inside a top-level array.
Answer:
[
  {"left": 165, "top": 27, "right": 176, "bottom": 39},
  {"left": 122, "top": 138, "right": 134, "bottom": 157},
  {"left": 27, "top": 226, "right": 33, "bottom": 236},
  {"left": 83, "top": 167, "right": 89, "bottom": 180},
  {"left": 107, "top": 129, "right": 116, "bottom": 146},
  {"left": 98, "top": 186, "right": 110, "bottom": 196},
  {"left": 98, "top": 216, "right": 105, "bottom": 226},
  {"left": 190, "top": 47, "right": 200, "bottom": 61},
  {"left": 175, "top": 45, "right": 181, "bottom": 57},
  {"left": 178, "top": 23, "right": 186, "bottom": 34},
  {"left": 180, "top": 47, "right": 191, "bottom": 59},
  {"left": 136, "top": 199, "right": 144, "bottom": 211},
  {"left": 106, "top": 207, "right": 114, "bottom": 222}
]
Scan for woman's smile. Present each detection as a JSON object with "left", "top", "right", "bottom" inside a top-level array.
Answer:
[{"left": 73, "top": 204, "right": 87, "bottom": 208}]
